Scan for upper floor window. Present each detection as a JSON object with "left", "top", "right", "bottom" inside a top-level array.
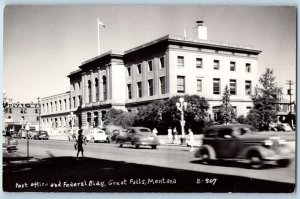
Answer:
[
  {"left": 213, "top": 78, "right": 221, "bottom": 95},
  {"left": 246, "top": 63, "right": 251, "bottom": 72},
  {"left": 230, "top": 61, "right": 236, "bottom": 71},
  {"left": 137, "top": 64, "right": 142, "bottom": 75},
  {"left": 127, "top": 67, "right": 131, "bottom": 76},
  {"left": 196, "top": 58, "right": 203, "bottom": 68},
  {"left": 160, "top": 76, "right": 166, "bottom": 94},
  {"left": 127, "top": 84, "right": 132, "bottom": 99},
  {"left": 230, "top": 79, "right": 237, "bottom": 95},
  {"left": 177, "top": 76, "right": 185, "bottom": 93},
  {"left": 148, "top": 61, "right": 153, "bottom": 72},
  {"left": 245, "top": 80, "right": 252, "bottom": 95},
  {"left": 159, "top": 57, "right": 165, "bottom": 68},
  {"left": 213, "top": 60, "right": 220, "bottom": 70},
  {"left": 137, "top": 82, "right": 142, "bottom": 98},
  {"left": 148, "top": 79, "right": 154, "bottom": 96},
  {"left": 197, "top": 79, "right": 202, "bottom": 92},
  {"left": 59, "top": 100, "right": 62, "bottom": 110},
  {"left": 177, "top": 56, "right": 184, "bottom": 67}
]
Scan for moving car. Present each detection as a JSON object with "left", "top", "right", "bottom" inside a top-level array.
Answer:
[
  {"left": 276, "top": 123, "right": 292, "bottom": 132},
  {"left": 116, "top": 127, "right": 160, "bottom": 149},
  {"left": 195, "top": 124, "right": 293, "bottom": 169},
  {"left": 33, "top": 131, "right": 49, "bottom": 140},
  {"left": 85, "top": 128, "right": 110, "bottom": 143},
  {"left": 109, "top": 129, "right": 129, "bottom": 142}
]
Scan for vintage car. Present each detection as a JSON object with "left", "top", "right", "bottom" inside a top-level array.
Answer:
[
  {"left": 3, "top": 131, "right": 18, "bottom": 151},
  {"left": 32, "top": 131, "right": 49, "bottom": 140},
  {"left": 195, "top": 124, "right": 293, "bottom": 169},
  {"left": 116, "top": 127, "right": 160, "bottom": 149},
  {"left": 109, "top": 128, "right": 129, "bottom": 142},
  {"left": 85, "top": 128, "right": 110, "bottom": 143},
  {"left": 276, "top": 123, "right": 292, "bottom": 132}
]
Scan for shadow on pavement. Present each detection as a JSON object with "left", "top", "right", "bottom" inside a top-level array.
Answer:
[{"left": 3, "top": 156, "right": 295, "bottom": 193}]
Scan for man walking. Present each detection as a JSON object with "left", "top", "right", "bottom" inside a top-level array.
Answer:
[{"left": 76, "top": 129, "right": 86, "bottom": 159}]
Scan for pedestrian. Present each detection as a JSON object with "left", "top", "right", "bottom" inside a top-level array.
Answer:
[
  {"left": 76, "top": 129, "right": 86, "bottom": 159},
  {"left": 188, "top": 128, "right": 195, "bottom": 152},
  {"left": 152, "top": 128, "right": 158, "bottom": 136},
  {"left": 173, "top": 127, "right": 178, "bottom": 143},
  {"left": 167, "top": 127, "right": 172, "bottom": 143}
]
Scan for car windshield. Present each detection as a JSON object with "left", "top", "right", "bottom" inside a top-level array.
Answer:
[{"left": 139, "top": 128, "right": 151, "bottom": 133}]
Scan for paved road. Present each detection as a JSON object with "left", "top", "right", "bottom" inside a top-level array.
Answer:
[{"left": 10, "top": 138, "right": 295, "bottom": 184}]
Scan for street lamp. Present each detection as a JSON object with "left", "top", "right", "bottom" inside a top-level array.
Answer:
[
  {"left": 176, "top": 97, "right": 188, "bottom": 145},
  {"left": 38, "top": 97, "right": 41, "bottom": 134}
]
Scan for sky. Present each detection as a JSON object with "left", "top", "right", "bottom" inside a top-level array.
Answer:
[{"left": 3, "top": 5, "right": 296, "bottom": 103}]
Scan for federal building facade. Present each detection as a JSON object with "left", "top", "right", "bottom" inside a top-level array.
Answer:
[{"left": 41, "top": 23, "right": 261, "bottom": 130}]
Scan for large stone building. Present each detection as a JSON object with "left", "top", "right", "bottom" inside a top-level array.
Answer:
[{"left": 41, "top": 23, "right": 261, "bottom": 130}]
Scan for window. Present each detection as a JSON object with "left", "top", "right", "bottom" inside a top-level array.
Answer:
[
  {"left": 196, "top": 58, "right": 203, "bottom": 68},
  {"left": 177, "top": 76, "right": 185, "bottom": 93},
  {"left": 148, "top": 61, "right": 153, "bottom": 72},
  {"left": 73, "top": 97, "right": 76, "bottom": 108},
  {"left": 197, "top": 79, "right": 202, "bottom": 92},
  {"left": 148, "top": 79, "right": 153, "bottom": 96},
  {"left": 137, "top": 64, "right": 142, "bottom": 74},
  {"left": 127, "top": 84, "right": 132, "bottom": 99},
  {"left": 78, "top": 95, "right": 82, "bottom": 106},
  {"left": 50, "top": 102, "right": 53, "bottom": 112},
  {"left": 37, "top": 117, "right": 40, "bottom": 121},
  {"left": 230, "top": 80, "right": 237, "bottom": 95},
  {"left": 95, "top": 78, "right": 99, "bottom": 101},
  {"left": 20, "top": 108, "right": 27, "bottom": 114},
  {"left": 35, "top": 109, "right": 38, "bottom": 114},
  {"left": 88, "top": 80, "right": 92, "bottom": 103},
  {"left": 230, "top": 61, "right": 236, "bottom": 71},
  {"left": 246, "top": 63, "right": 251, "bottom": 72},
  {"left": 64, "top": 99, "right": 67, "bottom": 110},
  {"left": 245, "top": 80, "right": 252, "bottom": 95},
  {"left": 213, "top": 78, "right": 221, "bottom": 94},
  {"left": 213, "top": 60, "right": 220, "bottom": 70},
  {"left": 159, "top": 57, "right": 165, "bottom": 68},
  {"left": 55, "top": 101, "right": 58, "bottom": 111},
  {"left": 8, "top": 108, "right": 12, "bottom": 113},
  {"left": 177, "top": 56, "right": 184, "bottom": 67},
  {"left": 127, "top": 67, "right": 131, "bottom": 76},
  {"left": 8, "top": 116, "right": 11, "bottom": 119},
  {"left": 103, "top": 76, "right": 107, "bottom": 101},
  {"left": 59, "top": 100, "right": 62, "bottom": 110},
  {"left": 160, "top": 76, "right": 166, "bottom": 94},
  {"left": 137, "top": 82, "right": 142, "bottom": 98}
]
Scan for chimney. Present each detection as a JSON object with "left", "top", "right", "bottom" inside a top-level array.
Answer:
[{"left": 196, "top": 21, "right": 207, "bottom": 40}]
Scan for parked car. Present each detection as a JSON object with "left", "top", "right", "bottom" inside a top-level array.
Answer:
[
  {"left": 2, "top": 132, "right": 18, "bottom": 151},
  {"left": 85, "top": 128, "right": 110, "bottom": 143},
  {"left": 28, "top": 131, "right": 38, "bottom": 139},
  {"left": 33, "top": 131, "right": 49, "bottom": 140},
  {"left": 17, "top": 129, "right": 28, "bottom": 139},
  {"left": 195, "top": 124, "right": 293, "bottom": 169},
  {"left": 116, "top": 127, "right": 160, "bottom": 149},
  {"left": 276, "top": 123, "right": 292, "bottom": 132}
]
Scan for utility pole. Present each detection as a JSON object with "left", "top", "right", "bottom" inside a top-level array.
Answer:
[
  {"left": 286, "top": 80, "right": 294, "bottom": 128},
  {"left": 38, "top": 97, "right": 41, "bottom": 134}
]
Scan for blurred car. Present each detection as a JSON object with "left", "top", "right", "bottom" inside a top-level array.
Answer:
[
  {"left": 85, "top": 128, "right": 110, "bottom": 143},
  {"left": 2, "top": 133, "right": 18, "bottom": 151},
  {"left": 33, "top": 131, "right": 49, "bottom": 140},
  {"left": 109, "top": 129, "right": 129, "bottom": 142},
  {"left": 116, "top": 127, "right": 160, "bottom": 149},
  {"left": 28, "top": 131, "right": 39, "bottom": 139},
  {"left": 276, "top": 123, "right": 292, "bottom": 132},
  {"left": 17, "top": 129, "right": 28, "bottom": 139},
  {"left": 195, "top": 124, "right": 293, "bottom": 169}
]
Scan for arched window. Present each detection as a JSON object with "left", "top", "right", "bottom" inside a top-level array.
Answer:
[
  {"left": 95, "top": 78, "right": 99, "bottom": 101},
  {"left": 88, "top": 80, "right": 92, "bottom": 103},
  {"left": 87, "top": 112, "right": 92, "bottom": 127},
  {"left": 103, "top": 76, "right": 107, "bottom": 101}
]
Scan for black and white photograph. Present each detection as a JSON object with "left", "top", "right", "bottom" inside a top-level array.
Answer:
[{"left": 2, "top": 5, "right": 296, "bottom": 193}]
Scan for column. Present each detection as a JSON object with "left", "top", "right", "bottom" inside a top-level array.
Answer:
[
  {"left": 90, "top": 70, "right": 96, "bottom": 102},
  {"left": 97, "top": 67, "right": 102, "bottom": 102},
  {"left": 81, "top": 72, "right": 86, "bottom": 105}
]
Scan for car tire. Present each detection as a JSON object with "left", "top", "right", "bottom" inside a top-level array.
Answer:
[
  {"left": 249, "top": 152, "right": 264, "bottom": 169},
  {"left": 118, "top": 140, "right": 123, "bottom": 147},
  {"left": 277, "top": 159, "right": 290, "bottom": 167},
  {"left": 151, "top": 145, "right": 157, "bottom": 149},
  {"left": 134, "top": 143, "right": 140, "bottom": 149},
  {"left": 199, "top": 149, "right": 210, "bottom": 164},
  {"left": 106, "top": 138, "right": 110, "bottom": 144}
]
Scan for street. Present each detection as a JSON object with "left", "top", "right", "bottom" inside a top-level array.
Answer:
[{"left": 3, "top": 137, "right": 295, "bottom": 192}]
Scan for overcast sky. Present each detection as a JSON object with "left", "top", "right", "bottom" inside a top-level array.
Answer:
[{"left": 3, "top": 5, "right": 296, "bottom": 102}]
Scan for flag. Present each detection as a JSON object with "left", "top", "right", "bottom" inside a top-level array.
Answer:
[{"left": 97, "top": 18, "right": 106, "bottom": 28}]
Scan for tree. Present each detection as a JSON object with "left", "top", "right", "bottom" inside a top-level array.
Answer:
[
  {"left": 249, "top": 68, "right": 282, "bottom": 130},
  {"left": 104, "top": 108, "right": 135, "bottom": 128},
  {"left": 217, "top": 85, "right": 236, "bottom": 124}
]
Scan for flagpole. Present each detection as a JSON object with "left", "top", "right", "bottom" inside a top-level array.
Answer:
[{"left": 97, "top": 18, "right": 100, "bottom": 56}]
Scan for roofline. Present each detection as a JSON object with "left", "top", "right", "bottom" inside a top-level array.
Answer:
[
  {"left": 81, "top": 50, "right": 124, "bottom": 66},
  {"left": 41, "top": 91, "right": 70, "bottom": 100}
]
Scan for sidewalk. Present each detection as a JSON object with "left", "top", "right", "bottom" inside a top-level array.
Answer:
[{"left": 157, "top": 135, "right": 201, "bottom": 147}]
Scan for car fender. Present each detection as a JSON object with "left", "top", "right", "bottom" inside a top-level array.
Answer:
[
  {"left": 238, "top": 145, "right": 272, "bottom": 159},
  {"left": 196, "top": 145, "right": 216, "bottom": 159}
]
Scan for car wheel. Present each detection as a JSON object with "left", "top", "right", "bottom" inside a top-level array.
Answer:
[
  {"left": 117, "top": 140, "right": 123, "bottom": 147},
  {"left": 199, "top": 149, "right": 210, "bottom": 164},
  {"left": 151, "top": 145, "right": 157, "bottom": 149},
  {"left": 106, "top": 138, "right": 110, "bottom": 144},
  {"left": 277, "top": 159, "right": 290, "bottom": 167},
  {"left": 134, "top": 143, "right": 140, "bottom": 149},
  {"left": 249, "top": 152, "right": 264, "bottom": 169}
]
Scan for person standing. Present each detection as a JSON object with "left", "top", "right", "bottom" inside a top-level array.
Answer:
[
  {"left": 167, "top": 127, "right": 172, "bottom": 143},
  {"left": 173, "top": 127, "right": 178, "bottom": 143},
  {"left": 188, "top": 128, "right": 195, "bottom": 152},
  {"left": 152, "top": 128, "right": 158, "bottom": 136},
  {"left": 76, "top": 129, "right": 86, "bottom": 159}
]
